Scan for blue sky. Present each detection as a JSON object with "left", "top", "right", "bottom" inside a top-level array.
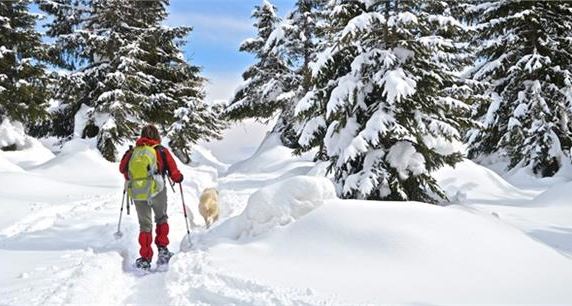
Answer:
[{"left": 165, "top": 0, "right": 295, "bottom": 102}]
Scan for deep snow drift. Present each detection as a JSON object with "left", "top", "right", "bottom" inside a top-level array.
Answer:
[{"left": 1, "top": 135, "right": 572, "bottom": 304}]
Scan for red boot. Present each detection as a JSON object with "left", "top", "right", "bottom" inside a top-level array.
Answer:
[
  {"left": 138, "top": 231, "right": 153, "bottom": 260},
  {"left": 155, "top": 223, "right": 170, "bottom": 248}
]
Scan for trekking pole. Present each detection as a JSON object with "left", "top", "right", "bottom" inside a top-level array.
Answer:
[
  {"left": 179, "top": 183, "right": 192, "bottom": 247},
  {"left": 126, "top": 186, "right": 131, "bottom": 216},
  {"left": 167, "top": 177, "right": 176, "bottom": 193},
  {"left": 114, "top": 188, "right": 127, "bottom": 238}
]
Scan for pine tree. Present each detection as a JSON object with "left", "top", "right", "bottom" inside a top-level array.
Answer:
[
  {"left": 466, "top": 1, "right": 572, "bottom": 177},
  {"left": 0, "top": 0, "right": 49, "bottom": 144},
  {"left": 225, "top": 1, "right": 292, "bottom": 124},
  {"left": 41, "top": 0, "right": 223, "bottom": 161},
  {"left": 294, "top": 0, "right": 365, "bottom": 158},
  {"left": 297, "top": 0, "right": 472, "bottom": 203},
  {"left": 133, "top": 7, "right": 224, "bottom": 164},
  {"left": 226, "top": 0, "right": 328, "bottom": 149},
  {"left": 270, "top": 0, "right": 327, "bottom": 148}
]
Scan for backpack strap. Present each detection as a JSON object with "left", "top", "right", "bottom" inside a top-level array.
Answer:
[
  {"left": 120, "top": 145, "right": 134, "bottom": 176},
  {"left": 154, "top": 145, "right": 170, "bottom": 177}
]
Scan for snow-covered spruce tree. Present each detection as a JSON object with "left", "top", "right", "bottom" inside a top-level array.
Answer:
[
  {"left": 132, "top": 5, "right": 224, "bottom": 164},
  {"left": 224, "top": 1, "right": 293, "bottom": 129},
  {"left": 466, "top": 1, "right": 572, "bottom": 177},
  {"left": 143, "top": 27, "right": 224, "bottom": 164},
  {"left": 294, "top": 0, "right": 366, "bottom": 158},
  {"left": 227, "top": 0, "right": 327, "bottom": 149},
  {"left": 41, "top": 0, "right": 149, "bottom": 160},
  {"left": 41, "top": 0, "right": 222, "bottom": 162},
  {"left": 0, "top": 0, "right": 50, "bottom": 148},
  {"left": 267, "top": 0, "right": 328, "bottom": 148},
  {"left": 297, "top": 0, "right": 472, "bottom": 203}
]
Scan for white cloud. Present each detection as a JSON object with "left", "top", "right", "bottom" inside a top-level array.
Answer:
[{"left": 166, "top": 12, "right": 254, "bottom": 44}]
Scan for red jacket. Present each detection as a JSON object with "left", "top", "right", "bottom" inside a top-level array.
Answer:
[{"left": 119, "top": 137, "right": 183, "bottom": 182}]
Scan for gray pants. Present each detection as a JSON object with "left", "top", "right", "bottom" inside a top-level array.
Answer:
[{"left": 135, "top": 188, "right": 168, "bottom": 232}]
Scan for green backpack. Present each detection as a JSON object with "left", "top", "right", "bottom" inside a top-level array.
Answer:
[{"left": 127, "top": 145, "right": 165, "bottom": 204}]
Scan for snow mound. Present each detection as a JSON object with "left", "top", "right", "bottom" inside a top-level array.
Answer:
[
  {"left": 30, "top": 139, "right": 122, "bottom": 187},
  {"left": 0, "top": 119, "right": 27, "bottom": 149},
  {"left": 0, "top": 121, "right": 52, "bottom": 170},
  {"left": 1, "top": 137, "right": 55, "bottom": 169},
  {"left": 436, "top": 159, "right": 538, "bottom": 202},
  {"left": 532, "top": 181, "right": 572, "bottom": 207},
  {"left": 227, "top": 134, "right": 312, "bottom": 175},
  {"left": 205, "top": 200, "right": 572, "bottom": 304},
  {"left": 0, "top": 154, "right": 24, "bottom": 173},
  {"left": 205, "top": 176, "right": 336, "bottom": 240}
]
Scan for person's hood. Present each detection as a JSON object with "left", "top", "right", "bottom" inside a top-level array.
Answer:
[{"left": 135, "top": 137, "right": 160, "bottom": 146}]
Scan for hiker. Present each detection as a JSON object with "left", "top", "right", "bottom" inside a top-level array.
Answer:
[{"left": 119, "top": 124, "right": 184, "bottom": 270}]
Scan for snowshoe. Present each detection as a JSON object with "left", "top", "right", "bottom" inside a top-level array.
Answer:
[
  {"left": 157, "top": 247, "right": 174, "bottom": 266},
  {"left": 135, "top": 257, "right": 151, "bottom": 272}
]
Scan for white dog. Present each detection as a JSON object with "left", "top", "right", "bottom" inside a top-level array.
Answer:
[{"left": 199, "top": 188, "right": 219, "bottom": 229}]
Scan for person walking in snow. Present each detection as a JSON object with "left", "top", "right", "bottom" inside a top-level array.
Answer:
[{"left": 119, "top": 125, "right": 184, "bottom": 270}]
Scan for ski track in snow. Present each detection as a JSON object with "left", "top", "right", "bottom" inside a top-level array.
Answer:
[
  {"left": 0, "top": 159, "right": 332, "bottom": 305},
  {"left": 166, "top": 251, "right": 327, "bottom": 305}
]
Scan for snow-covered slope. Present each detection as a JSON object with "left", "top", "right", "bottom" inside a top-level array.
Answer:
[
  {"left": 0, "top": 154, "right": 24, "bottom": 173},
  {"left": 1, "top": 137, "right": 572, "bottom": 305},
  {"left": 198, "top": 118, "right": 273, "bottom": 164},
  {"left": 190, "top": 145, "right": 229, "bottom": 174},
  {"left": 436, "top": 160, "right": 572, "bottom": 256},
  {"left": 436, "top": 159, "right": 540, "bottom": 203},
  {"left": 182, "top": 175, "right": 572, "bottom": 304},
  {"left": 227, "top": 134, "right": 314, "bottom": 175},
  {"left": 29, "top": 139, "right": 122, "bottom": 187},
  {"left": 1, "top": 140, "right": 55, "bottom": 171}
]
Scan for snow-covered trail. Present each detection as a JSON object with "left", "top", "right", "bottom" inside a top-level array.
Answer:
[
  {"left": 2, "top": 138, "right": 572, "bottom": 304},
  {"left": 0, "top": 191, "right": 135, "bottom": 305},
  {"left": 0, "top": 143, "right": 325, "bottom": 305},
  {"left": 0, "top": 145, "right": 221, "bottom": 305}
]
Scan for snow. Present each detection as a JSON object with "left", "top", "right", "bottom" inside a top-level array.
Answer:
[
  {"left": 29, "top": 139, "right": 123, "bottom": 187},
  {"left": 1, "top": 138, "right": 55, "bottom": 169},
  {"left": 198, "top": 200, "right": 572, "bottom": 304},
  {"left": 381, "top": 68, "right": 417, "bottom": 104},
  {"left": 1, "top": 129, "right": 572, "bottom": 304},
  {"left": 342, "top": 12, "right": 385, "bottom": 38},
  {"left": 0, "top": 119, "right": 27, "bottom": 149},
  {"left": 201, "top": 176, "right": 336, "bottom": 240},
  {"left": 0, "top": 154, "right": 24, "bottom": 173},
  {"left": 227, "top": 133, "right": 313, "bottom": 175},
  {"left": 386, "top": 141, "right": 426, "bottom": 180},
  {"left": 323, "top": 120, "right": 349, "bottom": 156},
  {"left": 436, "top": 159, "right": 538, "bottom": 202},
  {"left": 198, "top": 118, "right": 272, "bottom": 164},
  {"left": 298, "top": 116, "right": 325, "bottom": 147}
]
